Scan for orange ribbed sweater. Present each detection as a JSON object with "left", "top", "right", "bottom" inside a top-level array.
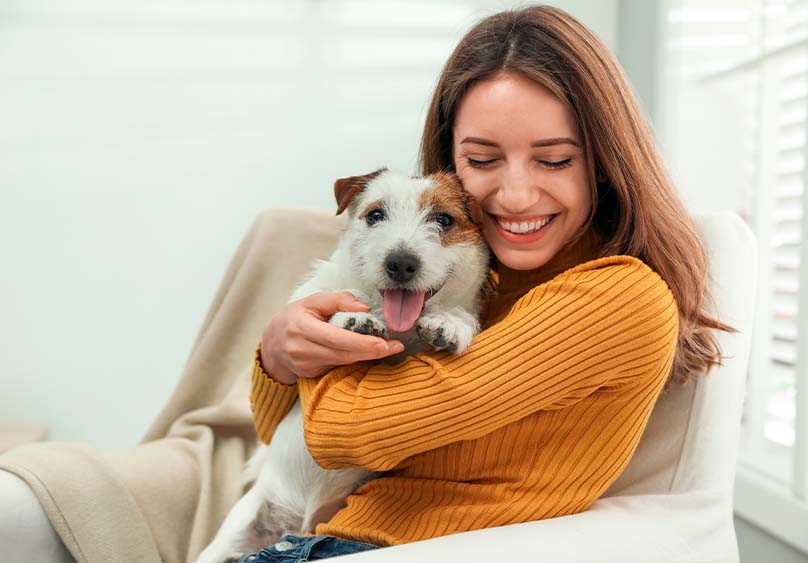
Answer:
[{"left": 250, "top": 253, "right": 678, "bottom": 547}]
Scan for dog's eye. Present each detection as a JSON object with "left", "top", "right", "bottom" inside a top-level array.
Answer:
[
  {"left": 366, "top": 208, "right": 386, "bottom": 225},
  {"left": 435, "top": 212, "right": 455, "bottom": 229}
]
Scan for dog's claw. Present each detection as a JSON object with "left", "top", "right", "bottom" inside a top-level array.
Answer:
[{"left": 351, "top": 317, "right": 386, "bottom": 338}]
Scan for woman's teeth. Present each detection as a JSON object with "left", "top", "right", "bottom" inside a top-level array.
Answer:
[{"left": 496, "top": 215, "right": 556, "bottom": 234}]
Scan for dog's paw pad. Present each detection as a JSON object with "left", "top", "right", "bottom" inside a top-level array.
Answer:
[
  {"left": 417, "top": 315, "right": 473, "bottom": 354},
  {"left": 431, "top": 327, "right": 447, "bottom": 348},
  {"left": 417, "top": 322, "right": 457, "bottom": 352},
  {"left": 331, "top": 312, "right": 387, "bottom": 338},
  {"left": 356, "top": 320, "right": 386, "bottom": 337}
]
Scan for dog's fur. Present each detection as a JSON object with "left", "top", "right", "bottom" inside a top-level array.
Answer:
[{"left": 195, "top": 169, "right": 489, "bottom": 563}]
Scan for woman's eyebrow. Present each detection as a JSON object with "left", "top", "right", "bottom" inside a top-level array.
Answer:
[
  {"left": 531, "top": 137, "right": 581, "bottom": 148},
  {"left": 459, "top": 136, "right": 581, "bottom": 148},
  {"left": 459, "top": 136, "right": 500, "bottom": 147}
]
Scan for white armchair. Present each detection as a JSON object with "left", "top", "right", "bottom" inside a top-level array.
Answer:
[
  {"left": 0, "top": 211, "right": 755, "bottom": 563},
  {"left": 337, "top": 211, "right": 757, "bottom": 563}
]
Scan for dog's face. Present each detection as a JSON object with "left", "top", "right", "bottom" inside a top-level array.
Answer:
[{"left": 333, "top": 168, "right": 487, "bottom": 332}]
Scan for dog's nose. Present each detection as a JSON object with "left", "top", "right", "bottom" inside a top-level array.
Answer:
[{"left": 385, "top": 251, "right": 421, "bottom": 283}]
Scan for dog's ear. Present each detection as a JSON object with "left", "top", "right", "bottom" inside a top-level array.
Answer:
[
  {"left": 448, "top": 173, "right": 484, "bottom": 226},
  {"left": 465, "top": 194, "right": 484, "bottom": 227},
  {"left": 333, "top": 168, "right": 388, "bottom": 215}
]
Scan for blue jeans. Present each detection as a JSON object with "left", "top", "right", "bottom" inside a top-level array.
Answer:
[{"left": 237, "top": 535, "right": 380, "bottom": 562}]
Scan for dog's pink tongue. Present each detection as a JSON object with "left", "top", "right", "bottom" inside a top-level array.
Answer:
[{"left": 383, "top": 289, "right": 426, "bottom": 332}]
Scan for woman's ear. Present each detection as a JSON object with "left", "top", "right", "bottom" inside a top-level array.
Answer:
[
  {"left": 333, "top": 167, "right": 388, "bottom": 215},
  {"left": 596, "top": 169, "right": 608, "bottom": 184}
]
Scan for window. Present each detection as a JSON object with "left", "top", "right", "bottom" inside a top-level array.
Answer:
[{"left": 662, "top": 0, "right": 808, "bottom": 552}]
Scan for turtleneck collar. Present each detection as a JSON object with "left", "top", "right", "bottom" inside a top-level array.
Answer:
[{"left": 493, "top": 227, "right": 607, "bottom": 293}]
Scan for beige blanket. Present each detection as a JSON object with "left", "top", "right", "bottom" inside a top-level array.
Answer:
[{"left": 0, "top": 209, "right": 344, "bottom": 563}]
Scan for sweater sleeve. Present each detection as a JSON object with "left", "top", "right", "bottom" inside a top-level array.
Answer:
[
  {"left": 298, "top": 256, "right": 679, "bottom": 471},
  {"left": 250, "top": 344, "right": 299, "bottom": 444}
]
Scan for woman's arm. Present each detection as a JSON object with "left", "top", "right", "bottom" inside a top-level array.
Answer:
[
  {"left": 251, "top": 291, "right": 405, "bottom": 443},
  {"left": 298, "top": 256, "right": 679, "bottom": 471}
]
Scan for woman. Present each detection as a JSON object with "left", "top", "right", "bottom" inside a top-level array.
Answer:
[{"left": 248, "top": 4, "right": 727, "bottom": 561}]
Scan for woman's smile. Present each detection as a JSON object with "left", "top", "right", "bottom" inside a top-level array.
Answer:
[{"left": 490, "top": 213, "right": 558, "bottom": 243}]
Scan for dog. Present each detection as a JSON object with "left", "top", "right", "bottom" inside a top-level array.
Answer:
[{"left": 195, "top": 168, "right": 489, "bottom": 563}]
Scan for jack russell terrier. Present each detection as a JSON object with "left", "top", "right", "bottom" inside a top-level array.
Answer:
[{"left": 196, "top": 168, "right": 490, "bottom": 563}]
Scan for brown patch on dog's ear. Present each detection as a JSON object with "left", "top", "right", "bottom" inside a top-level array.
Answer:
[
  {"left": 333, "top": 167, "right": 388, "bottom": 215},
  {"left": 461, "top": 188, "right": 484, "bottom": 227},
  {"left": 419, "top": 172, "right": 484, "bottom": 248}
]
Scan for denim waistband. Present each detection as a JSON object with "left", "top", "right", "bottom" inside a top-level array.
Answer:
[{"left": 238, "top": 534, "right": 380, "bottom": 562}]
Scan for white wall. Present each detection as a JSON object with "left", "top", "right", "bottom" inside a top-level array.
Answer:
[
  {"left": 0, "top": 0, "right": 618, "bottom": 451},
  {"left": 652, "top": 0, "right": 757, "bottom": 218}
]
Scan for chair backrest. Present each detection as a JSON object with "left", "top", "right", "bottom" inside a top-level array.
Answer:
[{"left": 605, "top": 212, "right": 757, "bottom": 497}]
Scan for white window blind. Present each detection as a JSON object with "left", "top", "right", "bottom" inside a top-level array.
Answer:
[
  {"left": 665, "top": 0, "right": 808, "bottom": 552},
  {"left": 769, "top": 45, "right": 805, "bottom": 450}
]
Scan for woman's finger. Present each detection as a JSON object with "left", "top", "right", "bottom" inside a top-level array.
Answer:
[
  {"left": 292, "top": 338, "right": 404, "bottom": 378},
  {"left": 299, "top": 291, "right": 371, "bottom": 320},
  {"left": 297, "top": 315, "right": 392, "bottom": 353}
]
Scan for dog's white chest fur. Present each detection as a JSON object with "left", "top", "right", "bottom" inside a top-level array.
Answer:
[{"left": 195, "top": 170, "right": 489, "bottom": 563}]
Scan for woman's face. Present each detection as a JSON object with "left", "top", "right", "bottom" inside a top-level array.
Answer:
[{"left": 452, "top": 72, "right": 592, "bottom": 271}]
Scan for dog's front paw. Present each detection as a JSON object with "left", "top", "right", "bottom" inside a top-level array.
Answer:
[
  {"left": 330, "top": 311, "right": 388, "bottom": 338},
  {"left": 416, "top": 312, "right": 477, "bottom": 354}
]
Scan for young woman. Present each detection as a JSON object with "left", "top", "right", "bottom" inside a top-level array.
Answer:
[{"left": 249, "top": 5, "right": 728, "bottom": 561}]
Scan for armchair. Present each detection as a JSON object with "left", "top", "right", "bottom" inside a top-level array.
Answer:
[
  {"left": 339, "top": 211, "right": 757, "bottom": 563},
  {"left": 0, "top": 210, "right": 755, "bottom": 563}
]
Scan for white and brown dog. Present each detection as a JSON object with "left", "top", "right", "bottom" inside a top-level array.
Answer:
[{"left": 196, "top": 168, "right": 489, "bottom": 563}]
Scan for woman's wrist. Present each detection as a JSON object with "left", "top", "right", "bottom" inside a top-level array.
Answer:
[{"left": 256, "top": 344, "right": 297, "bottom": 386}]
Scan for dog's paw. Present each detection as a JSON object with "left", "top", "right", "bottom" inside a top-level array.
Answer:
[
  {"left": 416, "top": 312, "right": 477, "bottom": 354},
  {"left": 330, "top": 311, "right": 388, "bottom": 338}
]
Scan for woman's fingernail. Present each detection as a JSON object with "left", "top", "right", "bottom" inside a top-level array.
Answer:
[{"left": 389, "top": 342, "right": 405, "bottom": 354}]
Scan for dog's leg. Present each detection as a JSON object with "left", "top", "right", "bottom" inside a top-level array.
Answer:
[
  {"left": 329, "top": 290, "right": 387, "bottom": 338},
  {"left": 416, "top": 306, "right": 480, "bottom": 354},
  {"left": 194, "top": 485, "right": 269, "bottom": 563}
]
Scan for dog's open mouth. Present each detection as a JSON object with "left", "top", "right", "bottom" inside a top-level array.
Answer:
[{"left": 381, "top": 288, "right": 438, "bottom": 332}]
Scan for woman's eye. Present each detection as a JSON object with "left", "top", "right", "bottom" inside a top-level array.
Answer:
[
  {"left": 366, "top": 209, "right": 386, "bottom": 225},
  {"left": 539, "top": 158, "right": 573, "bottom": 169},
  {"left": 467, "top": 157, "right": 496, "bottom": 169},
  {"left": 435, "top": 212, "right": 455, "bottom": 229}
]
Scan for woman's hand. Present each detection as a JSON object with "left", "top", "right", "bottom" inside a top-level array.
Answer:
[{"left": 260, "top": 292, "right": 404, "bottom": 384}]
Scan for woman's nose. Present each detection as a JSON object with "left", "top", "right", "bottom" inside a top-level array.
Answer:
[{"left": 497, "top": 167, "right": 540, "bottom": 213}]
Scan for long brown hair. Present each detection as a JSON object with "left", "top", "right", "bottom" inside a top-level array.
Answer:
[{"left": 419, "top": 5, "right": 731, "bottom": 385}]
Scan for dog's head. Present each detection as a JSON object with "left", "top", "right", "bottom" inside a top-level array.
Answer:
[{"left": 332, "top": 168, "right": 488, "bottom": 332}]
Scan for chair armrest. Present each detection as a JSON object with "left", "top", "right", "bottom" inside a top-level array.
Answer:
[
  {"left": 0, "top": 425, "right": 48, "bottom": 455},
  {"left": 335, "top": 491, "right": 737, "bottom": 563}
]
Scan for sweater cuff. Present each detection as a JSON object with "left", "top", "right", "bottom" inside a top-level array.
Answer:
[{"left": 250, "top": 344, "right": 298, "bottom": 443}]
